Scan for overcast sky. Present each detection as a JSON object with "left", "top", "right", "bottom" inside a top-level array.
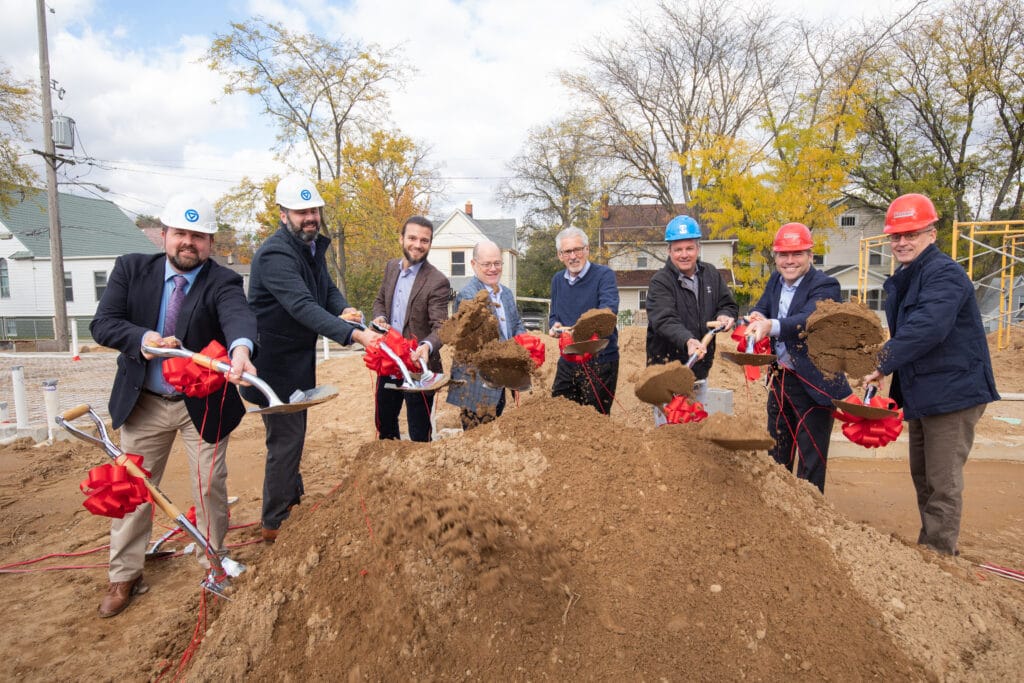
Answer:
[{"left": 3, "top": 0, "right": 894, "bottom": 225}]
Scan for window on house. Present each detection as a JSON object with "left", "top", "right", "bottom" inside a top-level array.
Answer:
[
  {"left": 865, "top": 289, "right": 886, "bottom": 310},
  {"left": 869, "top": 252, "right": 882, "bottom": 266},
  {"left": 0, "top": 258, "right": 8, "bottom": 298},
  {"left": 639, "top": 289, "right": 648, "bottom": 310},
  {"left": 5, "top": 320, "right": 15, "bottom": 337},
  {"left": 840, "top": 215, "right": 856, "bottom": 227},
  {"left": 64, "top": 271, "right": 74, "bottom": 302},
  {"left": 451, "top": 251, "right": 465, "bottom": 277},
  {"left": 94, "top": 271, "right": 107, "bottom": 301},
  {"left": 637, "top": 256, "right": 648, "bottom": 268},
  {"left": 812, "top": 254, "right": 824, "bottom": 265}
]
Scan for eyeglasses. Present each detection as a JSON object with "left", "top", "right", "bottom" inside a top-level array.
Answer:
[
  {"left": 888, "top": 228, "right": 935, "bottom": 244},
  {"left": 476, "top": 261, "right": 502, "bottom": 269},
  {"left": 559, "top": 246, "right": 588, "bottom": 257}
]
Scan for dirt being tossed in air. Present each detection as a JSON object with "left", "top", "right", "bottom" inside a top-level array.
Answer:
[
  {"left": 474, "top": 338, "right": 533, "bottom": 389},
  {"left": 571, "top": 307, "right": 617, "bottom": 341},
  {"left": 697, "top": 411, "right": 775, "bottom": 451},
  {"left": 805, "top": 299, "right": 885, "bottom": 378},
  {"left": 634, "top": 361, "right": 695, "bottom": 404},
  {"left": 439, "top": 290, "right": 499, "bottom": 360}
]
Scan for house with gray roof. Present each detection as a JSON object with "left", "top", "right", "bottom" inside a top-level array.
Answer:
[
  {"left": 0, "top": 187, "right": 158, "bottom": 339},
  {"left": 430, "top": 201, "right": 519, "bottom": 295}
]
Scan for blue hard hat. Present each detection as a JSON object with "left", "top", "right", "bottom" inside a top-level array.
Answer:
[{"left": 665, "top": 215, "right": 702, "bottom": 242}]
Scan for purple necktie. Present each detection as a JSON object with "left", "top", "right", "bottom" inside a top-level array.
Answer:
[{"left": 162, "top": 275, "right": 187, "bottom": 337}]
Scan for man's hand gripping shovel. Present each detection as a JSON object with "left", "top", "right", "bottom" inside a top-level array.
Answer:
[
  {"left": 55, "top": 405, "right": 243, "bottom": 598},
  {"left": 354, "top": 319, "right": 451, "bottom": 392}
]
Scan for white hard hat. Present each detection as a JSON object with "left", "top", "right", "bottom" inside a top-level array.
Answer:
[
  {"left": 275, "top": 174, "right": 325, "bottom": 210},
  {"left": 160, "top": 193, "right": 218, "bottom": 234}
]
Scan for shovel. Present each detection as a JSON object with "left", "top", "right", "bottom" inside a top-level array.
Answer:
[
  {"left": 720, "top": 319, "right": 777, "bottom": 367},
  {"left": 146, "top": 496, "right": 238, "bottom": 559},
  {"left": 350, "top": 318, "right": 451, "bottom": 392},
  {"left": 56, "top": 405, "right": 244, "bottom": 597},
  {"left": 143, "top": 345, "right": 338, "bottom": 415},
  {"left": 833, "top": 383, "right": 900, "bottom": 420},
  {"left": 636, "top": 322, "right": 724, "bottom": 404}
]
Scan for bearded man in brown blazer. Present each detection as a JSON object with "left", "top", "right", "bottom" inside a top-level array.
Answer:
[{"left": 371, "top": 215, "right": 451, "bottom": 441}]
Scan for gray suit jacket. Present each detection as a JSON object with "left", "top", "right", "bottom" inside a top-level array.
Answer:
[{"left": 372, "top": 258, "right": 450, "bottom": 372}]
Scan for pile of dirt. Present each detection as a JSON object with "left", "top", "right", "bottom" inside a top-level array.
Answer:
[
  {"left": 187, "top": 396, "right": 1024, "bottom": 680},
  {"left": 571, "top": 308, "right": 617, "bottom": 341},
  {"left": 805, "top": 300, "right": 885, "bottom": 378},
  {"left": 634, "top": 361, "right": 694, "bottom": 404}
]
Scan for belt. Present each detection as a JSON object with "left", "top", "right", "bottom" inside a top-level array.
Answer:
[{"left": 142, "top": 388, "right": 185, "bottom": 402}]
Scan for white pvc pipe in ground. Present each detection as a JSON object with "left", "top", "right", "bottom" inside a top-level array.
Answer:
[
  {"left": 322, "top": 336, "right": 330, "bottom": 360},
  {"left": 0, "top": 401, "right": 8, "bottom": 422},
  {"left": 42, "top": 379, "right": 59, "bottom": 440},
  {"left": 70, "top": 318, "right": 79, "bottom": 357},
  {"left": 11, "top": 366, "right": 28, "bottom": 429}
]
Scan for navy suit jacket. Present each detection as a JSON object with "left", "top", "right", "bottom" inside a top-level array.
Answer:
[
  {"left": 751, "top": 267, "right": 851, "bottom": 404},
  {"left": 90, "top": 253, "right": 256, "bottom": 443}
]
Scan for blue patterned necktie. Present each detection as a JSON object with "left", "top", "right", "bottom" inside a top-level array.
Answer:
[{"left": 162, "top": 275, "right": 187, "bottom": 337}]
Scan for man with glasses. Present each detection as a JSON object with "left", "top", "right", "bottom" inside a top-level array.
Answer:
[
  {"left": 862, "top": 193, "right": 998, "bottom": 555},
  {"left": 549, "top": 226, "right": 620, "bottom": 414},
  {"left": 446, "top": 240, "right": 526, "bottom": 429}
]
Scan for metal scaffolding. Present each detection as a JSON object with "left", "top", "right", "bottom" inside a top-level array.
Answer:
[{"left": 951, "top": 220, "right": 1024, "bottom": 350}]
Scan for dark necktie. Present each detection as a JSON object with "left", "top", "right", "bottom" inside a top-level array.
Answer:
[{"left": 162, "top": 275, "right": 187, "bottom": 337}]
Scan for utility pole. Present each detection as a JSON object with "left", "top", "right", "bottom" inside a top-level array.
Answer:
[{"left": 36, "top": 0, "right": 69, "bottom": 351}]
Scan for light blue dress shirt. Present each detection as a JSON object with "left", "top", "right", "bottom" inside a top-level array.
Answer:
[{"left": 769, "top": 275, "right": 805, "bottom": 370}]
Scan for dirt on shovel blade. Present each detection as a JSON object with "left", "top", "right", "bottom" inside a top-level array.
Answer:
[
  {"left": 475, "top": 339, "right": 534, "bottom": 390},
  {"left": 439, "top": 289, "right": 500, "bottom": 361},
  {"left": 805, "top": 299, "right": 885, "bottom": 378},
  {"left": 572, "top": 308, "right": 617, "bottom": 341},
  {"left": 696, "top": 412, "right": 775, "bottom": 451},
  {"left": 635, "top": 361, "right": 695, "bottom": 404}
]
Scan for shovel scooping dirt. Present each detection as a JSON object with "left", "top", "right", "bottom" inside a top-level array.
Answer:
[
  {"left": 439, "top": 290, "right": 500, "bottom": 361},
  {"left": 697, "top": 411, "right": 775, "bottom": 451},
  {"left": 804, "top": 299, "right": 885, "bottom": 378},
  {"left": 634, "top": 323, "right": 724, "bottom": 403}
]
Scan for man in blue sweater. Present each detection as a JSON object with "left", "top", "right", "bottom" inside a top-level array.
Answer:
[
  {"left": 863, "top": 193, "right": 999, "bottom": 555},
  {"left": 548, "top": 226, "right": 619, "bottom": 414}
]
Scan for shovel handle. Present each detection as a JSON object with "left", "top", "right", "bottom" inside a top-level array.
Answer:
[
  {"left": 864, "top": 384, "right": 879, "bottom": 402},
  {"left": 113, "top": 454, "right": 183, "bottom": 521},
  {"left": 686, "top": 325, "right": 726, "bottom": 368},
  {"left": 61, "top": 404, "right": 91, "bottom": 421}
]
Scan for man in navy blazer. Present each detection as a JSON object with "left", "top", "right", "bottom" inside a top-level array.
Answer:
[
  {"left": 747, "top": 223, "right": 851, "bottom": 493},
  {"left": 446, "top": 240, "right": 526, "bottom": 429},
  {"left": 90, "top": 193, "right": 256, "bottom": 618}
]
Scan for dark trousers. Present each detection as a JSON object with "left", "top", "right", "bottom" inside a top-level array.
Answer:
[
  {"left": 908, "top": 403, "right": 985, "bottom": 555},
  {"left": 375, "top": 376, "right": 435, "bottom": 442},
  {"left": 261, "top": 410, "right": 306, "bottom": 530},
  {"left": 460, "top": 389, "right": 507, "bottom": 431},
  {"left": 767, "top": 368, "right": 834, "bottom": 493},
  {"left": 552, "top": 357, "right": 619, "bottom": 415}
]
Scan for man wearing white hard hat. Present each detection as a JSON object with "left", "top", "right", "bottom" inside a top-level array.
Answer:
[
  {"left": 244, "top": 174, "right": 381, "bottom": 544},
  {"left": 91, "top": 193, "right": 257, "bottom": 617}
]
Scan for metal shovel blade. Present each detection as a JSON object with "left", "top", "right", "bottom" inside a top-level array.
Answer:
[
  {"left": 709, "top": 435, "right": 776, "bottom": 451},
  {"left": 720, "top": 350, "right": 777, "bottom": 366},
  {"left": 249, "top": 384, "right": 340, "bottom": 415},
  {"left": 562, "top": 338, "right": 610, "bottom": 356},
  {"left": 831, "top": 400, "right": 899, "bottom": 420}
]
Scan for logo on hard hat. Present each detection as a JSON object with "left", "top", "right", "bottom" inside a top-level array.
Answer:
[
  {"left": 184, "top": 209, "right": 199, "bottom": 223},
  {"left": 300, "top": 189, "right": 312, "bottom": 201},
  {"left": 893, "top": 210, "right": 916, "bottom": 219}
]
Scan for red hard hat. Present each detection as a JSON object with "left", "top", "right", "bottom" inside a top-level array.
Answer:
[
  {"left": 884, "top": 193, "right": 938, "bottom": 234},
  {"left": 773, "top": 223, "right": 813, "bottom": 252}
]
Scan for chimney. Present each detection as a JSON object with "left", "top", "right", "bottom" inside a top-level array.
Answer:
[{"left": 464, "top": 200, "right": 473, "bottom": 217}]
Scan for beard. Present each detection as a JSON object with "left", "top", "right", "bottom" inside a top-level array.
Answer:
[
  {"left": 403, "top": 247, "right": 426, "bottom": 265},
  {"left": 168, "top": 247, "right": 204, "bottom": 271},
  {"left": 285, "top": 214, "right": 320, "bottom": 243}
]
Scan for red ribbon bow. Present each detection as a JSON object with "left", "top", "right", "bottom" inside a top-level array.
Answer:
[
  {"left": 833, "top": 395, "right": 905, "bottom": 448},
  {"left": 162, "top": 340, "right": 229, "bottom": 398},
  {"left": 558, "top": 331, "right": 598, "bottom": 364},
  {"left": 731, "top": 323, "right": 771, "bottom": 381},
  {"left": 79, "top": 453, "right": 151, "bottom": 518},
  {"left": 663, "top": 394, "right": 708, "bottom": 424},
  {"left": 513, "top": 333, "right": 546, "bottom": 368},
  {"left": 363, "top": 328, "right": 419, "bottom": 378}
]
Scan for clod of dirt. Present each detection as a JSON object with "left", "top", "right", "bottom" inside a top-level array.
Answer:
[
  {"left": 635, "top": 361, "right": 695, "bottom": 404},
  {"left": 439, "top": 290, "right": 500, "bottom": 361},
  {"left": 697, "top": 412, "right": 775, "bottom": 451},
  {"left": 475, "top": 339, "right": 533, "bottom": 388},
  {"left": 572, "top": 308, "right": 617, "bottom": 342},
  {"left": 805, "top": 300, "right": 885, "bottom": 378}
]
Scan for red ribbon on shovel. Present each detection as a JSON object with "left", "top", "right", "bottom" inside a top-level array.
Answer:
[
  {"left": 363, "top": 328, "right": 419, "bottom": 378},
  {"left": 833, "top": 395, "right": 904, "bottom": 448},
  {"left": 513, "top": 333, "right": 546, "bottom": 368},
  {"left": 731, "top": 323, "right": 771, "bottom": 381},
  {"left": 663, "top": 394, "right": 708, "bottom": 424},
  {"left": 558, "top": 331, "right": 597, "bottom": 364},
  {"left": 162, "top": 340, "right": 230, "bottom": 398},
  {"left": 79, "top": 454, "right": 152, "bottom": 518}
]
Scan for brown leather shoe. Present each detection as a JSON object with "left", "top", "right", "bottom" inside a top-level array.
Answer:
[
  {"left": 98, "top": 575, "right": 149, "bottom": 618},
  {"left": 261, "top": 527, "right": 279, "bottom": 544}
]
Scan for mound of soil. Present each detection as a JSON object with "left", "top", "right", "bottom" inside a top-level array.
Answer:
[
  {"left": 572, "top": 308, "right": 617, "bottom": 341},
  {"left": 805, "top": 300, "right": 885, "bottom": 378},
  {"left": 439, "top": 290, "right": 499, "bottom": 360},
  {"left": 634, "top": 361, "right": 695, "bottom": 404}
]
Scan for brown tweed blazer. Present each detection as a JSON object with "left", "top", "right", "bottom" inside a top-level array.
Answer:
[{"left": 372, "top": 258, "right": 451, "bottom": 372}]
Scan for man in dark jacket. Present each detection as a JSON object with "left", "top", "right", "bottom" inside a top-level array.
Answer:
[
  {"left": 863, "top": 193, "right": 999, "bottom": 555},
  {"left": 90, "top": 193, "right": 256, "bottom": 617},
  {"left": 371, "top": 215, "right": 450, "bottom": 441},
  {"left": 747, "top": 223, "right": 852, "bottom": 492},
  {"left": 646, "top": 215, "right": 737, "bottom": 414},
  {"left": 244, "top": 175, "right": 380, "bottom": 543}
]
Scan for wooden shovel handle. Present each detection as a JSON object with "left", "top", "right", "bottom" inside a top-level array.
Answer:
[
  {"left": 61, "top": 404, "right": 91, "bottom": 421},
  {"left": 114, "top": 454, "right": 182, "bottom": 520}
]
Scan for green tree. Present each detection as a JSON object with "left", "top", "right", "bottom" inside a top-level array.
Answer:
[
  {"left": 515, "top": 225, "right": 563, "bottom": 299},
  {"left": 0, "top": 62, "right": 38, "bottom": 207}
]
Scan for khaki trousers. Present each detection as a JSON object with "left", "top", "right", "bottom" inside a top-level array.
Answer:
[
  {"left": 908, "top": 403, "right": 986, "bottom": 555},
  {"left": 108, "top": 392, "right": 229, "bottom": 582}
]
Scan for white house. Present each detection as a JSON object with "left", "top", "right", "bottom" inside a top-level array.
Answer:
[
  {"left": 0, "top": 187, "right": 158, "bottom": 340},
  {"left": 430, "top": 201, "right": 519, "bottom": 296},
  {"left": 815, "top": 197, "right": 891, "bottom": 313}
]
